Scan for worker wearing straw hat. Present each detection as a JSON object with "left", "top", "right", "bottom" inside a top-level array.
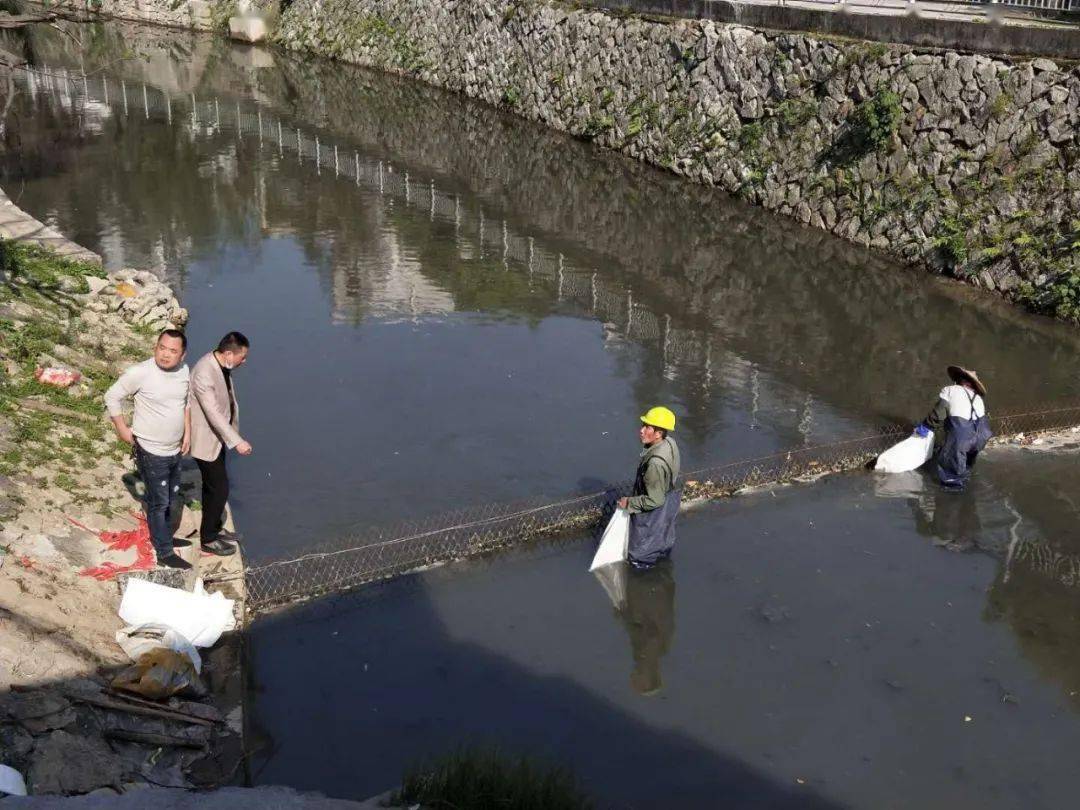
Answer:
[
  {"left": 918, "top": 365, "right": 992, "bottom": 489},
  {"left": 618, "top": 407, "right": 682, "bottom": 568}
]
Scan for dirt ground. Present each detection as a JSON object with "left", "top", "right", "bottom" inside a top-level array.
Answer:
[{"left": 1, "top": 190, "right": 245, "bottom": 797}]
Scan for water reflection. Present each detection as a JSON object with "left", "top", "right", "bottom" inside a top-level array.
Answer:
[
  {"left": 594, "top": 560, "right": 678, "bottom": 695},
  {"left": 911, "top": 484, "right": 984, "bottom": 552},
  {"left": 871, "top": 452, "right": 1080, "bottom": 711},
  {"left": 621, "top": 561, "right": 677, "bottom": 696},
  {"left": 6, "top": 20, "right": 1080, "bottom": 429}
]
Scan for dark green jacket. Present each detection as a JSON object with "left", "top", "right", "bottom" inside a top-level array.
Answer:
[{"left": 626, "top": 437, "right": 681, "bottom": 514}]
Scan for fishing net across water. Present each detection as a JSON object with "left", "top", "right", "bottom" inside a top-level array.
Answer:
[{"left": 243, "top": 405, "right": 1080, "bottom": 613}]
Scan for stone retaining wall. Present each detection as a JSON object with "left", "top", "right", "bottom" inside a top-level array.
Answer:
[
  {"left": 47, "top": 0, "right": 1080, "bottom": 321},
  {"left": 65, "top": 0, "right": 221, "bottom": 31},
  {"left": 269, "top": 0, "right": 1079, "bottom": 320}
]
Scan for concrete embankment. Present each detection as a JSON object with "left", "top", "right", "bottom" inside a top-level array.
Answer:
[
  {"left": 53, "top": 0, "right": 1080, "bottom": 322},
  {"left": 0, "top": 187, "right": 245, "bottom": 795}
]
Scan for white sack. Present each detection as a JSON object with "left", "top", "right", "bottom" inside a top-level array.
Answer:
[
  {"left": 874, "top": 432, "right": 934, "bottom": 474},
  {"left": 116, "top": 623, "right": 202, "bottom": 673},
  {"left": 119, "top": 578, "right": 236, "bottom": 648},
  {"left": 0, "top": 764, "right": 26, "bottom": 797},
  {"left": 589, "top": 508, "right": 629, "bottom": 571}
]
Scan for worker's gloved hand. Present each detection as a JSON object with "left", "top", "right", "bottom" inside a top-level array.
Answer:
[{"left": 913, "top": 424, "right": 931, "bottom": 438}]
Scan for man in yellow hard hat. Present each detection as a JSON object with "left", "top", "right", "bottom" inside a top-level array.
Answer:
[{"left": 618, "top": 406, "right": 681, "bottom": 569}]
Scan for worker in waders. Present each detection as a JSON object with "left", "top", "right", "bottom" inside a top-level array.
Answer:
[
  {"left": 618, "top": 407, "right": 681, "bottom": 569},
  {"left": 918, "top": 365, "right": 991, "bottom": 490}
]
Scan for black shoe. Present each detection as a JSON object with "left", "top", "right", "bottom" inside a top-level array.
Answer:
[
  {"left": 217, "top": 529, "right": 243, "bottom": 544},
  {"left": 200, "top": 539, "right": 237, "bottom": 557},
  {"left": 158, "top": 553, "right": 193, "bottom": 570},
  {"left": 172, "top": 538, "right": 193, "bottom": 549}
]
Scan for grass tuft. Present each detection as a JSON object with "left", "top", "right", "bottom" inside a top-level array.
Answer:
[{"left": 392, "top": 748, "right": 595, "bottom": 810}]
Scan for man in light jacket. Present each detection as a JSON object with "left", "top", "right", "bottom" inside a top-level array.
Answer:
[
  {"left": 189, "top": 332, "right": 252, "bottom": 556},
  {"left": 105, "top": 329, "right": 192, "bottom": 570}
]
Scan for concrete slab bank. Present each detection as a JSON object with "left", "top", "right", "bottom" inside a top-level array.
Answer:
[{"left": 1, "top": 786, "right": 386, "bottom": 808}]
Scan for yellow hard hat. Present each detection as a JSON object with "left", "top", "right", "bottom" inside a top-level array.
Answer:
[{"left": 640, "top": 406, "right": 676, "bottom": 432}]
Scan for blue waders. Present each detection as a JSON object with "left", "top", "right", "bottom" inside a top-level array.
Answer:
[
  {"left": 627, "top": 457, "right": 680, "bottom": 568},
  {"left": 936, "top": 390, "right": 992, "bottom": 490}
]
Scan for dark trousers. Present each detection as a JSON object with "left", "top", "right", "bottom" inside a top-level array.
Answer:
[
  {"left": 134, "top": 443, "right": 182, "bottom": 559},
  {"left": 196, "top": 449, "right": 229, "bottom": 544}
]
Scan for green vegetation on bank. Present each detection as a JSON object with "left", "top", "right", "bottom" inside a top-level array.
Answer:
[
  {"left": 392, "top": 749, "right": 595, "bottom": 810},
  {"left": 0, "top": 241, "right": 142, "bottom": 516}
]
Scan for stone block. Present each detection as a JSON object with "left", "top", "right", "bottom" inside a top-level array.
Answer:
[
  {"left": 230, "top": 15, "right": 270, "bottom": 45},
  {"left": 188, "top": 0, "right": 213, "bottom": 29}
]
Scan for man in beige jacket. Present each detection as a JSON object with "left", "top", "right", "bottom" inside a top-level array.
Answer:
[{"left": 190, "top": 332, "right": 252, "bottom": 556}]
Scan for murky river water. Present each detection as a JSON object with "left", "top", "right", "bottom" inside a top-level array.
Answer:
[{"left": 4, "top": 20, "right": 1080, "bottom": 808}]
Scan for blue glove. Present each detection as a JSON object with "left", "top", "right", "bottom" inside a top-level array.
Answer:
[{"left": 914, "top": 424, "right": 931, "bottom": 438}]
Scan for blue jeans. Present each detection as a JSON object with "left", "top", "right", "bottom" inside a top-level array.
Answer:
[{"left": 134, "top": 443, "right": 182, "bottom": 559}]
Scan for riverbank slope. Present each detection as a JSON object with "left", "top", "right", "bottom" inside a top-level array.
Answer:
[{"left": 0, "top": 186, "right": 244, "bottom": 795}]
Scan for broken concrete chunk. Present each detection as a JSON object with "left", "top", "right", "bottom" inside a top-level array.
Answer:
[
  {"left": 28, "top": 730, "right": 123, "bottom": 795},
  {"left": 5, "top": 691, "right": 71, "bottom": 722},
  {"left": 19, "top": 706, "right": 78, "bottom": 735}
]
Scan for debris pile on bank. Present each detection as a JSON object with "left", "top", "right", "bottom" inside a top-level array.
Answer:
[{"left": 1, "top": 202, "right": 244, "bottom": 797}]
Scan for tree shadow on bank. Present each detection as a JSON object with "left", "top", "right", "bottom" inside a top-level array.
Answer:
[{"left": 245, "top": 573, "right": 847, "bottom": 810}]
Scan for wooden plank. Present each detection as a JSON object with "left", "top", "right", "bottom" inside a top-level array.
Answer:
[
  {"left": 104, "top": 728, "right": 206, "bottom": 750},
  {"left": 65, "top": 690, "right": 216, "bottom": 727}
]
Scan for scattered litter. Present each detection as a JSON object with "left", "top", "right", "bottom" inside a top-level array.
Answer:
[
  {"left": 116, "top": 623, "right": 202, "bottom": 674},
  {"left": 34, "top": 366, "right": 81, "bottom": 388},
  {"left": 589, "top": 508, "right": 629, "bottom": 571},
  {"left": 0, "top": 764, "right": 27, "bottom": 797},
  {"left": 964, "top": 715, "right": 973, "bottom": 722},
  {"left": 111, "top": 648, "right": 205, "bottom": 700},
  {"left": 119, "top": 578, "right": 236, "bottom": 648},
  {"left": 759, "top": 604, "right": 792, "bottom": 624}
]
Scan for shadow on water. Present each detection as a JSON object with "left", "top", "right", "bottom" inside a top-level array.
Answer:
[
  {"left": 246, "top": 567, "right": 841, "bottom": 810},
  {"left": 247, "top": 451, "right": 1080, "bottom": 809}
]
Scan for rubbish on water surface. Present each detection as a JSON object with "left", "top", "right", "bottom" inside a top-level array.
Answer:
[
  {"left": 34, "top": 366, "right": 81, "bottom": 387},
  {"left": 111, "top": 648, "right": 205, "bottom": 700},
  {"left": 874, "top": 431, "right": 934, "bottom": 473},
  {"left": 116, "top": 623, "right": 202, "bottom": 673},
  {"left": 119, "top": 578, "right": 236, "bottom": 648},
  {"left": 589, "top": 508, "right": 629, "bottom": 571},
  {"left": 0, "top": 764, "right": 27, "bottom": 797}
]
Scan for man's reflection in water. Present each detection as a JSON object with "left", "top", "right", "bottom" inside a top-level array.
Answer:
[
  {"left": 600, "top": 560, "right": 676, "bottom": 696},
  {"left": 911, "top": 486, "right": 984, "bottom": 552},
  {"left": 874, "top": 470, "right": 984, "bottom": 552}
]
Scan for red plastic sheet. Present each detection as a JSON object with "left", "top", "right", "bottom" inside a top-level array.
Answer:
[{"left": 70, "top": 513, "right": 155, "bottom": 580}]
